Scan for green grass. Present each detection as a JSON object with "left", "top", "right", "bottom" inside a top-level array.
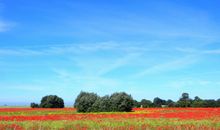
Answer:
[
  {"left": 0, "top": 110, "right": 77, "bottom": 116},
  {"left": 1, "top": 118, "right": 220, "bottom": 130}
]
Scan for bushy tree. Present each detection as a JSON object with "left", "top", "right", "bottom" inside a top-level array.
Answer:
[
  {"left": 133, "top": 100, "right": 141, "bottom": 108},
  {"left": 153, "top": 97, "right": 166, "bottom": 107},
  {"left": 91, "top": 95, "right": 111, "bottom": 112},
  {"left": 74, "top": 92, "right": 99, "bottom": 112},
  {"left": 74, "top": 91, "right": 89, "bottom": 108},
  {"left": 166, "top": 99, "right": 175, "bottom": 107},
  {"left": 40, "top": 95, "right": 64, "bottom": 108},
  {"left": 217, "top": 99, "right": 220, "bottom": 107},
  {"left": 191, "top": 96, "right": 204, "bottom": 107},
  {"left": 110, "top": 92, "right": 134, "bottom": 112},
  {"left": 182, "top": 93, "right": 189, "bottom": 99},
  {"left": 140, "top": 99, "right": 152, "bottom": 108},
  {"left": 203, "top": 99, "right": 217, "bottom": 107},
  {"left": 177, "top": 93, "right": 192, "bottom": 107},
  {"left": 30, "top": 102, "right": 39, "bottom": 108}
]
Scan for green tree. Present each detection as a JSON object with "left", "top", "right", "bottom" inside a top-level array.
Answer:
[
  {"left": 30, "top": 102, "right": 39, "bottom": 108},
  {"left": 191, "top": 96, "right": 204, "bottom": 107},
  {"left": 203, "top": 99, "right": 217, "bottom": 107},
  {"left": 40, "top": 95, "right": 64, "bottom": 108},
  {"left": 91, "top": 95, "right": 111, "bottom": 112},
  {"left": 153, "top": 97, "right": 166, "bottom": 107},
  {"left": 74, "top": 91, "right": 88, "bottom": 108},
  {"left": 177, "top": 93, "right": 192, "bottom": 107},
  {"left": 217, "top": 99, "right": 220, "bottom": 107},
  {"left": 110, "top": 92, "right": 134, "bottom": 112},
  {"left": 166, "top": 99, "right": 175, "bottom": 107},
  {"left": 74, "top": 92, "right": 99, "bottom": 112},
  {"left": 133, "top": 100, "right": 141, "bottom": 108},
  {"left": 140, "top": 99, "right": 152, "bottom": 108}
]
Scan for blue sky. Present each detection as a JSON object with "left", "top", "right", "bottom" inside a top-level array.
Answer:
[{"left": 0, "top": 0, "right": 220, "bottom": 105}]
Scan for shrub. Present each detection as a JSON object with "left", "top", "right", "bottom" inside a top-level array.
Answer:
[
  {"left": 133, "top": 100, "right": 141, "bottom": 108},
  {"left": 140, "top": 99, "right": 152, "bottom": 108},
  {"left": 177, "top": 93, "right": 192, "bottom": 107},
  {"left": 166, "top": 99, "right": 175, "bottom": 107},
  {"left": 30, "top": 102, "right": 39, "bottom": 108},
  {"left": 153, "top": 97, "right": 166, "bottom": 107},
  {"left": 91, "top": 95, "right": 111, "bottom": 112},
  {"left": 40, "top": 95, "right": 64, "bottom": 108},
  {"left": 74, "top": 91, "right": 133, "bottom": 112},
  {"left": 74, "top": 91, "right": 99, "bottom": 112},
  {"left": 109, "top": 92, "right": 134, "bottom": 112}
]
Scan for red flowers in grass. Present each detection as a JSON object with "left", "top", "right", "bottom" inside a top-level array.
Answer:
[
  {"left": 0, "top": 108, "right": 75, "bottom": 112},
  {"left": 0, "top": 108, "right": 220, "bottom": 121},
  {"left": 0, "top": 124, "right": 23, "bottom": 130}
]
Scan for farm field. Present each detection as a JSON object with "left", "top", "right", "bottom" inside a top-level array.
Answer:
[{"left": 0, "top": 108, "right": 220, "bottom": 130}]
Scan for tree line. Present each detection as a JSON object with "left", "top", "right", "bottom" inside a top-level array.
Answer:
[
  {"left": 31, "top": 92, "right": 220, "bottom": 112},
  {"left": 134, "top": 93, "right": 220, "bottom": 108}
]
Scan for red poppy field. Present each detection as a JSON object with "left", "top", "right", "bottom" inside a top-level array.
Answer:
[{"left": 0, "top": 108, "right": 220, "bottom": 130}]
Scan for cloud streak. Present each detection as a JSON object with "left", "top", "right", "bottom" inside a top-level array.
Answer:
[
  {"left": 176, "top": 47, "right": 220, "bottom": 55},
  {"left": 0, "top": 42, "right": 147, "bottom": 56},
  {"left": 168, "top": 79, "right": 220, "bottom": 89},
  {"left": 133, "top": 55, "right": 199, "bottom": 78},
  {"left": 0, "top": 21, "right": 9, "bottom": 32},
  {"left": 0, "top": 41, "right": 208, "bottom": 56}
]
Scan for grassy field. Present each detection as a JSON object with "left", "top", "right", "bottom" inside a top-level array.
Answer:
[{"left": 0, "top": 108, "right": 220, "bottom": 130}]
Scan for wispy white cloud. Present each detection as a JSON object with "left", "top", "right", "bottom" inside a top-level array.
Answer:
[
  {"left": 0, "top": 21, "right": 8, "bottom": 32},
  {"left": 0, "top": 48, "right": 44, "bottom": 56},
  {"left": 0, "top": 41, "right": 150, "bottom": 57},
  {"left": 176, "top": 47, "right": 220, "bottom": 55},
  {"left": 0, "top": 41, "right": 191, "bottom": 57},
  {"left": 0, "top": 20, "right": 14, "bottom": 32},
  {"left": 168, "top": 79, "right": 220, "bottom": 89},
  {"left": 134, "top": 55, "right": 199, "bottom": 78},
  {"left": 96, "top": 53, "right": 142, "bottom": 76},
  {"left": 50, "top": 52, "right": 142, "bottom": 93},
  {"left": 0, "top": 42, "right": 116, "bottom": 56},
  {"left": 0, "top": 1, "right": 15, "bottom": 32},
  {"left": 52, "top": 68, "right": 122, "bottom": 94},
  {"left": 1, "top": 84, "right": 44, "bottom": 91},
  {"left": 203, "top": 49, "right": 220, "bottom": 54},
  {"left": 51, "top": 53, "right": 141, "bottom": 90}
]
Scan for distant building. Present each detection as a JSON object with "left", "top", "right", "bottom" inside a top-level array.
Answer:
[{"left": 161, "top": 105, "right": 168, "bottom": 108}]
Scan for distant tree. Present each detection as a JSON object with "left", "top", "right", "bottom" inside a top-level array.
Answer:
[
  {"left": 194, "top": 96, "right": 201, "bottom": 101},
  {"left": 153, "top": 97, "right": 166, "bottom": 107},
  {"left": 182, "top": 93, "right": 189, "bottom": 99},
  {"left": 74, "top": 92, "right": 99, "bottom": 112},
  {"left": 133, "top": 100, "right": 141, "bottom": 108},
  {"left": 74, "top": 91, "right": 89, "bottom": 108},
  {"left": 217, "top": 99, "right": 220, "bottom": 107},
  {"left": 166, "top": 99, "right": 175, "bottom": 107},
  {"left": 91, "top": 95, "right": 111, "bottom": 112},
  {"left": 30, "top": 102, "right": 39, "bottom": 108},
  {"left": 109, "top": 92, "right": 134, "bottom": 112},
  {"left": 203, "top": 99, "right": 217, "bottom": 107},
  {"left": 40, "top": 95, "right": 64, "bottom": 108},
  {"left": 191, "top": 96, "right": 204, "bottom": 107},
  {"left": 140, "top": 99, "right": 152, "bottom": 108},
  {"left": 177, "top": 93, "right": 192, "bottom": 107}
]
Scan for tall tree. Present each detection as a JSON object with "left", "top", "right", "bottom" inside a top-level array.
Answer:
[
  {"left": 40, "top": 95, "right": 64, "bottom": 108},
  {"left": 166, "top": 99, "right": 175, "bottom": 107},
  {"left": 74, "top": 92, "right": 99, "bottom": 112},
  {"left": 177, "top": 93, "right": 192, "bottom": 107},
  {"left": 140, "top": 99, "right": 152, "bottom": 108},
  {"left": 191, "top": 96, "right": 204, "bottom": 107},
  {"left": 153, "top": 97, "right": 166, "bottom": 107},
  {"left": 110, "top": 92, "right": 134, "bottom": 112}
]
